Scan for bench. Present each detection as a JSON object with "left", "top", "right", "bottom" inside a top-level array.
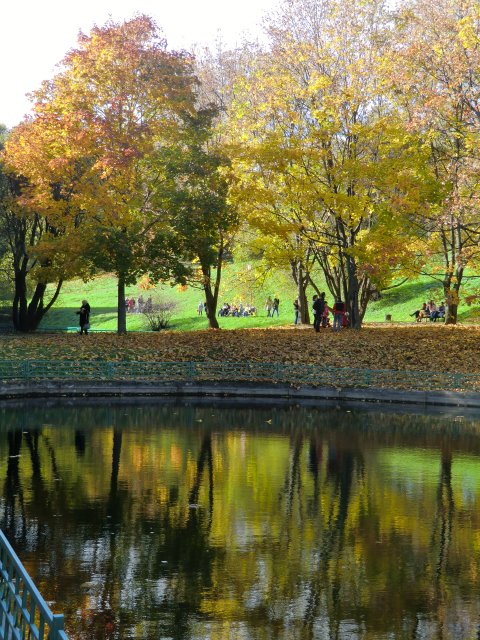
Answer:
[{"left": 418, "top": 314, "right": 445, "bottom": 322}]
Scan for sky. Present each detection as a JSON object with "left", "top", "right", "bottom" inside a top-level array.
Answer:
[{"left": 1, "top": 0, "right": 279, "bottom": 129}]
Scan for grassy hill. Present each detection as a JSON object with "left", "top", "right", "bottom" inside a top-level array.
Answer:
[
  {"left": 42, "top": 262, "right": 295, "bottom": 332},
  {"left": 30, "top": 260, "right": 480, "bottom": 331}
]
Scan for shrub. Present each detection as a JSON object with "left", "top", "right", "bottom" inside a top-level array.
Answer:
[{"left": 142, "top": 300, "right": 176, "bottom": 331}]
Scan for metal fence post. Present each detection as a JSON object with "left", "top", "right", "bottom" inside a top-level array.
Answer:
[
  {"left": 188, "top": 362, "right": 197, "bottom": 380},
  {"left": 51, "top": 614, "right": 66, "bottom": 637},
  {"left": 0, "top": 530, "right": 70, "bottom": 639},
  {"left": 364, "top": 369, "right": 372, "bottom": 387},
  {"left": 275, "top": 362, "right": 284, "bottom": 383},
  {"left": 22, "top": 360, "right": 30, "bottom": 380},
  {"left": 453, "top": 373, "right": 464, "bottom": 390}
]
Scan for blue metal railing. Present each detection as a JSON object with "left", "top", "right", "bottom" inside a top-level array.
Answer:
[
  {"left": 0, "top": 359, "right": 478, "bottom": 392},
  {"left": 0, "top": 530, "right": 68, "bottom": 640}
]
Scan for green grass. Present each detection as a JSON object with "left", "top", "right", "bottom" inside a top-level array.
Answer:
[
  {"left": 43, "top": 263, "right": 295, "bottom": 331},
  {"left": 39, "top": 261, "right": 480, "bottom": 331},
  {"left": 366, "top": 277, "right": 480, "bottom": 324}
]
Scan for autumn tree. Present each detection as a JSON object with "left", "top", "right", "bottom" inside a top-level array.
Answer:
[
  {"left": 4, "top": 16, "right": 198, "bottom": 333},
  {"left": 153, "top": 107, "right": 237, "bottom": 329},
  {"left": 1, "top": 112, "right": 99, "bottom": 331},
  {"left": 393, "top": 0, "right": 480, "bottom": 323},
  {"left": 0, "top": 126, "right": 11, "bottom": 298},
  {"left": 227, "top": 0, "right": 432, "bottom": 328}
]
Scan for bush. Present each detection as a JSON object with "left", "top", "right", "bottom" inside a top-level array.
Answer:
[{"left": 142, "top": 300, "right": 176, "bottom": 331}]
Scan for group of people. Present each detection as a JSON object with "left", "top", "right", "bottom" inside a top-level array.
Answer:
[
  {"left": 125, "top": 295, "right": 153, "bottom": 314},
  {"left": 265, "top": 296, "right": 280, "bottom": 317},
  {"left": 196, "top": 297, "right": 281, "bottom": 318},
  {"left": 294, "top": 293, "right": 349, "bottom": 331},
  {"left": 411, "top": 300, "right": 446, "bottom": 322},
  {"left": 77, "top": 289, "right": 450, "bottom": 332},
  {"left": 216, "top": 302, "right": 257, "bottom": 317}
]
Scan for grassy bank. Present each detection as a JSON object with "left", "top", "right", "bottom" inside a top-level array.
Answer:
[{"left": 39, "top": 266, "right": 480, "bottom": 332}]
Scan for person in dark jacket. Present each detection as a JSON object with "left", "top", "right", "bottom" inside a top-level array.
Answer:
[
  {"left": 272, "top": 297, "right": 280, "bottom": 317},
  {"left": 293, "top": 298, "right": 300, "bottom": 325},
  {"left": 76, "top": 300, "right": 91, "bottom": 335},
  {"left": 312, "top": 292, "right": 325, "bottom": 332},
  {"left": 332, "top": 298, "right": 345, "bottom": 331}
]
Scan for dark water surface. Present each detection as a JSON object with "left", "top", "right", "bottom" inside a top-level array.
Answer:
[{"left": 1, "top": 399, "right": 480, "bottom": 639}]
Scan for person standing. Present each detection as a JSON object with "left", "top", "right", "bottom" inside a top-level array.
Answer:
[
  {"left": 76, "top": 300, "right": 91, "bottom": 335},
  {"left": 322, "top": 301, "right": 331, "bottom": 328},
  {"left": 265, "top": 296, "right": 273, "bottom": 317},
  {"left": 197, "top": 301, "right": 204, "bottom": 316},
  {"left": 272, "top": 297, "right": 280, "bottom": 317},
  {"left": 293, "top": 298, "right": 300, "bottom": 324},
  {"left": 332, "top": 298, "right": 345, "bottom": 331},
  {"left": 312, "top": 292, "right": 325, "bottom": 332}
]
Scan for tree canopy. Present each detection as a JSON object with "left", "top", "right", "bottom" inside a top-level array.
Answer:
[{"left": 1, "top": 0, "right": 480, "bottom": 330}]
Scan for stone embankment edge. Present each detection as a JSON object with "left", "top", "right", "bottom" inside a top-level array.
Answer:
[{"left": 0, "top": 381, "right": 480, "bottom": 407}]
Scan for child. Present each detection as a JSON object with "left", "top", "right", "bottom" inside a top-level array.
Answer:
[{"left": 322, "top": 301, "right": 331, "bottom": 328}]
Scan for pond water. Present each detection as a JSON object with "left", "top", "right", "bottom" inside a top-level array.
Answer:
[{"left": 1, "top": 399, "right": 480, "bottom": 640}]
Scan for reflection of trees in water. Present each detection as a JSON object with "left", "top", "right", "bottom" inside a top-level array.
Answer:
[
  {"left": 157, "top": 431, "right": 215, "bottom": 639},
  {"left": 3, "top": 430, "right": 25, "bottom": 537},
  {"left": 3, "top": 401, "right": 480, "bottom": 454},
  {"left": 303, "top": 439, "right": 363, "bottom": 640},
  {"left": 3, "top": 427, "right": 68, "bottom": 544},
  {"left": 282, "top": 429, "right": 304, "bottom": 521},
  {"left": 97, "top": 429, "right": 123, "bottom": 638},
  {"left": 1, "top": 403, "right": 480, "bottom": 638},
  {"left": 429, "top": 446, "right": 455, "bottom": 640},
  {"left": 75, "top": 431, "right": 86, "bottom": 457}
]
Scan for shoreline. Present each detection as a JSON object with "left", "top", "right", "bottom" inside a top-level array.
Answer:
[{"left": 1, "top": 380, "right": 479, "bottom": 408}]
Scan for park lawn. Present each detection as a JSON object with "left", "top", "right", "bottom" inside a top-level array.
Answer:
[
  {"left": 38, "top": 262, "right": 480, "bottom": 331},
  {"left": 1, "top": 325, "right": 479, "bottom": 374},
  {"left": 42, "top": 266, "right": 295, "bottom": 331}
]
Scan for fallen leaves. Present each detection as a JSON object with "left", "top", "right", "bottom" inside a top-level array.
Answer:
[{"left": 0, "top": 324, "right": 478, "bottom": 375}]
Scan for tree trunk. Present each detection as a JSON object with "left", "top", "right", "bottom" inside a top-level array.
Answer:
[
  {"left": 346, "top": 255, "right": 362, "bottom": 329},
  {"left": 117, "top": 274, "right": 127, "bottom": 334},
  {"left": 291, "top": 260, "right": 310, "bottom": 324},
  {"left": 12, "top": 270, "right": 28, "bottom": 331},
  {"left": 12, "top": 270, "right": 63, "bottom": 332},
  {"left": 443, "top": 267, "right": 463, "bottom": 325},
  {"left": 297, "top": 263, "right": 310, "bottom": 324},
  {"left": 204, "top": 283, "right": 220, "bottom": 329},
  {"left": 201, "top": 242, "right": 224, "bottom": 329},
  {"left": 445, "top": 302, "right": 458, "bottom": 325}
]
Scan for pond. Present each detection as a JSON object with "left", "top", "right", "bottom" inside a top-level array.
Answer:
[{"left": 1, "top": 399, "right": 480, "bottom": 639}]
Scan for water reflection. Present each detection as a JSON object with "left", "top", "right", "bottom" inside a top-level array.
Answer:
[{"left": 0, "top": 400, "right": 480, "bottom": 639}]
